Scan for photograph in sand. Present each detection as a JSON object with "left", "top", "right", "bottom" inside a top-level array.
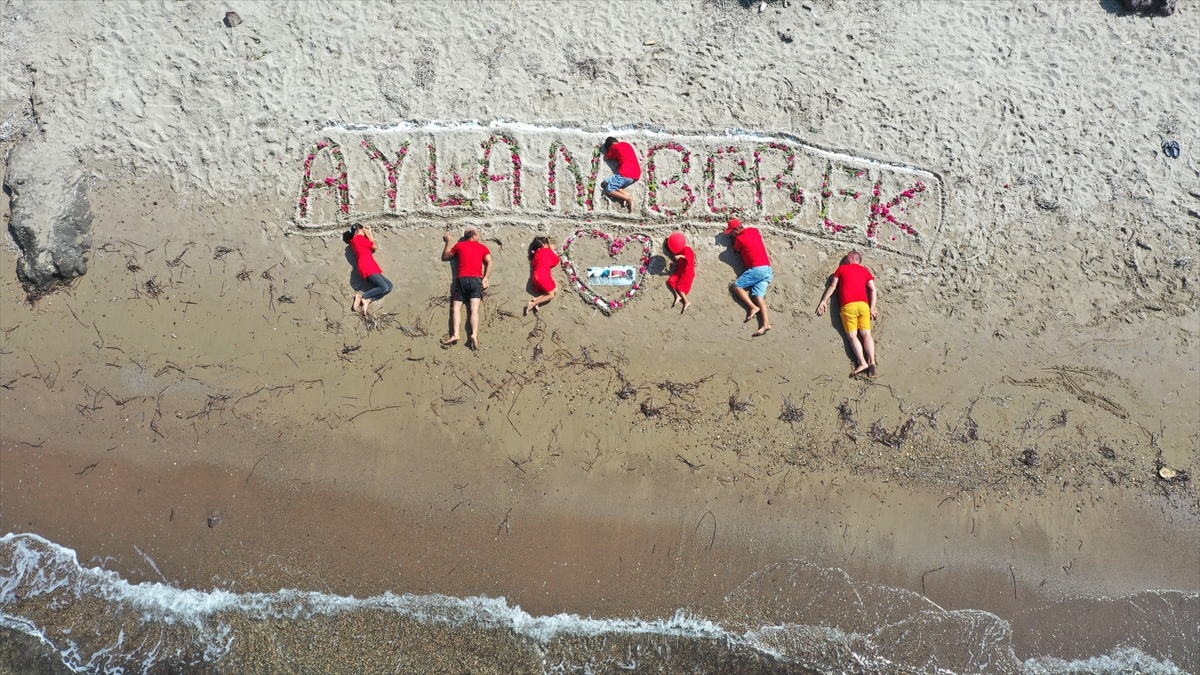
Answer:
[{"left": 0, "top": 0, "right": 1197, "bottom": 672}]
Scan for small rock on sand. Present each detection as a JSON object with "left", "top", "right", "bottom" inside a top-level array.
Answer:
[
  {"left": 224, "top": 11, "right": 242, "bottom": 28},
  {"left": 779, "top": 28, "right": 795, "bottom": 43},
  {"left": 207, "top": 515, "right": 222, "bottom": 528}
]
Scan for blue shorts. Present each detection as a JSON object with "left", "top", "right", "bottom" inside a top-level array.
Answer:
[
  {"left": 605, "top": 175, "right": 636, "bottom": 192},
  {"left": 734, "top": 265, "right": 773, "bottom": 297}
]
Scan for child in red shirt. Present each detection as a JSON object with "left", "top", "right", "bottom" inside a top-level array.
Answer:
[
  {"left": 601, "top": 137, "right": 641, "bottom": 213},
  {"left": 343, "top": 224, "right": 392, "bottom": 316},
  {"left": 665, "top": 232, "right": 695, "bottom": 313},
  {"left": 525, "top": 236, "right": 561, "bottom": 315}
]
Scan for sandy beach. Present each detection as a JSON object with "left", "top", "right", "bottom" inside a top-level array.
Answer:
[{"left": 1, "top": 1, "right": 1197, "bottom": 672}]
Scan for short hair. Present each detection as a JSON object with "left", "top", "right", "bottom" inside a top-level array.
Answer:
[
  {"left": 846, "top": 250, "right": 862, "bottom": 263},
  {"left": 603, "top": 137, "right": 617, "bottom": 153},
  {"left": 528, "top": 235, "right": 551, "bottom": 260},
  {"left": 463, "top": 226, "right": 479, "bottom": 239}
]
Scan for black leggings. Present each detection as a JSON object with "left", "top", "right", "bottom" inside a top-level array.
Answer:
[{"left": 362, "top": 273, "right": 393, "bottom": 301}]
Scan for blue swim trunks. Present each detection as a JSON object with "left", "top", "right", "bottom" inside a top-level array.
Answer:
[
  {"left": 605, "top": 175, "right": 636, "bottom": 192},
  {"left": 734, "top": 265, "right": 773, "bottom": 297}
]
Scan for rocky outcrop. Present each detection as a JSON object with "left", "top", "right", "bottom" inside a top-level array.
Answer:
[
  {"left": 5, "top": 134, "right": 93, "bottom": 291},
  {"left": 1121, "top": 0, "right": 1176, "bottom": 16}
]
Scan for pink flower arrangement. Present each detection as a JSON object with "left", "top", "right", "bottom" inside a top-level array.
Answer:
[
  {"left": 704, "top": 146, "right": 747, "bottom": 215},
  {"left": 585, "top": 145, "right": 604, "bottom": 211},
  {"left": 868, "top": 179, "right": 926, "bottom": 242},
  {"left": 478, "top": 133, "right": 523, "bottom": 206},
  {"left": 754, "top": 142, "right": 804, "bottom": 223},
  {"left": 425, "top": 141, "right": 471, "bottom": 208},
  {"left": 361, "top": 139, "right": 410, "bottom": 211},
  {"left": 817, "top": 164, "right": 863, "bottom": 235},
  {"left": 645, "top": 142, "right": 695, "bottom": 217},
  {"left": 547, "top": 141, "right": 587, "bottom": 208},
  {"left": 559, "top": 228, "right": 653, "bottom": 314},
  {"left": 298, "top": 140, "right": 349, "bottom": 217}
]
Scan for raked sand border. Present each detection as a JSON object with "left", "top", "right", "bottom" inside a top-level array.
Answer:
[{"left": 290, "top": 122, "right": 946, "bottom": 264}]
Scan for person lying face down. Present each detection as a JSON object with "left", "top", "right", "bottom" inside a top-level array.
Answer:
[
  {"left": 344, "top": 223, "right": 392, "bottom": 316},
  {"left": 525, "top": 235, "right": 560, "bottom": 316},
  {"left": 441, "top": 226, "right": 492, "bottom": 351},
  {"left": 601, "top": 137, "right": 641, "bottom": 213},
  {"left": 816, "top": 250, "right": 879, "bottom": 378},
  {"left": 664, "top": 231, "right": 695, "bottom": 314},
  {"left": 724, "top": 219, "right": 773, "bottom": 336}
]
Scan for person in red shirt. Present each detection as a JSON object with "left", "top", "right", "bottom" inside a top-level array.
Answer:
[
  {"left": 816, "top": 250, "right": 879, "bottom": 377},
  {"left": 343, "top": 223, "right": 392, "bottom": 316},
  {"left": 723, "top": 218, "right": 773, "bottom": 336},
  {"left": 525, "top": 235, "right": 560, "bottom": 315},
  {"left": 665, "top": 232, "right": 695, "bottom": 313},
  {"left": 601, "top": 137, "right": 641, "bottom": 213},
  {"left": 441, "top": 227, "right": 493, "bottom": 350}
]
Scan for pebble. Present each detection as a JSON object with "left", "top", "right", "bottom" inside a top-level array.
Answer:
[{"left": 224, "top": 11, "right": 242, "bottom": 28}]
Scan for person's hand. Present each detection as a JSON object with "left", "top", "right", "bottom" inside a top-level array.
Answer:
[
  {"left": 816, "top": 300, "right": 827, "bottom": 316},
  {"left": 443, "top": 232, "right": 452, "bottom": 243},
  {"left": 870, "top": 306, "right": 880, "bottom": 321},
  {"left": 481, "top": 277, "right": 490, "bottom": 290}
]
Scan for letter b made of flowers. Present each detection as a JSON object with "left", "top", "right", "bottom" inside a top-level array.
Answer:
[{"left": 298, "top": 140, "right": 350, "bottom": 218}]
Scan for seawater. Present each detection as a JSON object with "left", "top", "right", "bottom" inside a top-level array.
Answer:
[{"left": 0, "top": 533, "right": 1193, "bottom": 674}]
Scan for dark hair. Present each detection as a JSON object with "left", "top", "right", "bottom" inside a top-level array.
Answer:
[
  {"left": 528, "top": 235, "right": 551, "bottom": 261},
  {"left": 602, "top": 137, "right": 617, "bottom": 153},
  {"left": 342, "top": 223, "right": 362, "bottom": 244}
]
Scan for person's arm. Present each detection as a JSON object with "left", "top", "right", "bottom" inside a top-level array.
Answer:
[
  {"left": 867, "top": 279, "right": 879, "bottom": 320},
  {"left": 481, "top": 253, "right": 493, "bottom": 289},
  {"left": 816, "top": 276, "right": 839, "bottom": 316},
  {"left": 364, "top": 226, "right": 378, "bottom": 251},
  {"left": 441, "top": 232, "right": 456, "bottom": 261}
]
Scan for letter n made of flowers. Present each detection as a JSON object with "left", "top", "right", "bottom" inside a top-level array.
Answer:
[
  {"left": 299, "top": 140, "right": 350, "bottom": 218},
  {"left": 361, "top": 139, "right": 410, "bottom": 211},
  {"left": 478, "top": 133, "right": 523, "bottom": 207}
]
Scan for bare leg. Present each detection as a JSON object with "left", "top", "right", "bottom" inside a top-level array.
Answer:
[
  {"left": 861, "top": 329, "right": 877, "bottom": 376},
  {"left": 846, "top": 331, "right": 869, "bottom": 375},
  {"left": 751, "top": 296, "right": 771, "bottom": 336},
  {"left": 361, "top": 298, "right": 373, "bottom": 316},
  {"left": 731, "top": 283, "right": 758, "bottom": 322},
  {"left": 670, "top": 286, "right": 680, "bottom": 308},
  {"left": 443, "top": 300, "right": 463, "bottom": 344},
  {"left": 607, "top": 188, "right": 634, "bottom": 212},
  {"left": 467, "top": 297, "right": 482, "bottom": 349},
  {"left": 680, "top": 292, "right": 691, "bottom": 313},
  {"left": 526, "top": 289, "right": 556, "bottom": 315},
  {"left": 352, "top": 292, "right": 363, "bottom": 314}
]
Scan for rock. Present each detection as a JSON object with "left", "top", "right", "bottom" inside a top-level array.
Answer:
[
  {"left": 4, "top": 134, "right": 94, "bottom": 292},
  {"left": 224, "top": 11, "right": 242, "bottom": 28},
  {"left": 1019, "top": 449, "right": 1040, "bottom": 468},
  {"left": 779, "top": 28, "right": 795, "bottom": 43},
  {"left": 1121, "top": 0, "right": 1176, "bottom": 15},
  {"left": 207, "top": 515, "right": 222, "bottom": 528}
]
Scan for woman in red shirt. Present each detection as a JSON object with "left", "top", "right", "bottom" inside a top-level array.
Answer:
[
  {"left": 665, "top": 232, "right": 695, "bottom": 313},
  {"left": 525, "top": 236, "right": 560, "bottom": 315},
  {"left": 343, "top": 224, "right": 392, "bottom": 316}
]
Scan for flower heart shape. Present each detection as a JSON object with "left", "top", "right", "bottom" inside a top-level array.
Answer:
[{"left": 560, "top": 228, "right": 653, "bottom": 314}]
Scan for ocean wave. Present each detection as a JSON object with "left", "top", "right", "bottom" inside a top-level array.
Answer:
[{"left": 1, "top": 533, "right": 1191, "bottom": 675}]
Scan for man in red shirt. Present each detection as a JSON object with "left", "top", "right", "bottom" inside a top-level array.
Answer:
[
  {"left": 441, "top": 226, "right": 492, "bottom": 350},
  {"left": 816, "top": 250, "right": 879, "bottom": 377},
  {"left": 601, "top": 137, "right": 641, "bottom": 213},
  {"left": 723, "top": 218, "right": 773, "bottom": 336}
]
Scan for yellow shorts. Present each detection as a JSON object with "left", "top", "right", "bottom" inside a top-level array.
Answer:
[{"left": 840, "top": 301, "right": 872, "bottom": 333}]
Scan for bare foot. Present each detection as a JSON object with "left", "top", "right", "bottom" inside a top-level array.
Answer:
[
  {"left": 744, "top": 308, "right": 760, "bottom": 323},
  {"left": 867, "top": 364, "right": 877, "bottom": 379},
  {"left": 524, "top": 301, "right": 533, "bottom": 316},
  {"left": 360, "top": 299, "right": 372, "bottom": 316},
  {"left": 467, "top": 336, "right": 479, "bottom": 351},
  {"left": 851, "top": 363, "right": 870, "bottom": 377},
  {"left": 752, "top": 325, "right": 772, "bottom": 337},
  {"left": 626, "top": 199, "right": 634, "bottom": 213},
  {"left": 442, "top": 335, "right": 459, "bottom": 346},
  {"left": 352, "top": 293, "right": 363, "bottom": 314},
  {"left": 681, "top": 300, "right": 692, "bottom": 314},
  {"left": 671, "top": 296, "right": 680, "bottom": 308}
]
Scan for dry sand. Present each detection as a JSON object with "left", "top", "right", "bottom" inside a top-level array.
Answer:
[{"left": 0, "top": 0, "right": 1198, "bottom": 668}]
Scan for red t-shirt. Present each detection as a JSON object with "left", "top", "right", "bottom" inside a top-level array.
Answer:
[
  {"left": 667, "top": 246, "right": 695, "bottom": 294},
  {"left": 350, "top": 234, "right": 382, "bottom": 277},
  {"left": 733, "top": 228, "right": 770, "bottom": 269},
  {"left": 833, "top": 263, "right": 875, "bottom": 306},
  {"left": 450, "top": 240, "right": 491, "bottom": 278},
  {"left": 605, "top": 142, "right": 642, "bottom": 181},
  {"left": 530, "top": 246, "right": 560, "bottom": 294}
]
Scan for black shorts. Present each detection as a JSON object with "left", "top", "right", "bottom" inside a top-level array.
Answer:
[{"left": 452, "top": 276, "right": 484, "bottom": 301}]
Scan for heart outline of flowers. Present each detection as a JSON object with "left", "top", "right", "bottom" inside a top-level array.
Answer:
[{"left": 559, "top": 228, "right": 653, "bottom": 315}]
